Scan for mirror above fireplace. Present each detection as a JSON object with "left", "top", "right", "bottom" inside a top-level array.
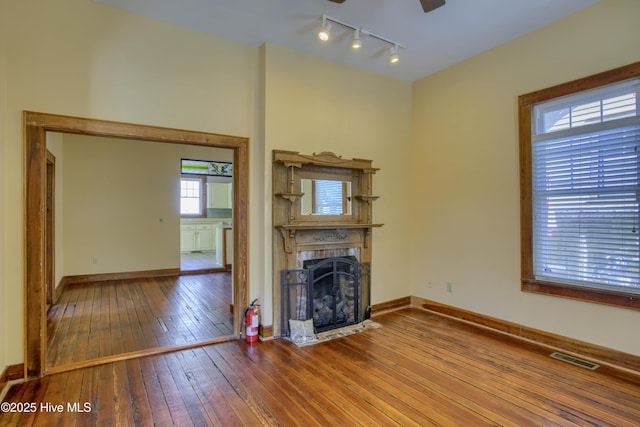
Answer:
[{"left": 300, "top": 178, "right": 352, "bottom": 216}]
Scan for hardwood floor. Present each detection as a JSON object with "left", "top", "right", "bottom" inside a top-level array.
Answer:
[
  {"left": 46, "top": 273, "right": 233, "bottom": 369},
  {"left": 3, "top": 307, "right": 639, "bottom": 426}
]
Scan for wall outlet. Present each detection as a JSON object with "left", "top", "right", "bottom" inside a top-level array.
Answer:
[
  {"left": 92, "top": 257, "right": 98, "bottom": 265},
  {"left": 446, "top": 282, "right": 453, "bottom": 293},
  {"left": 427, "top": 281, "right": 433, "bottom": 288}
]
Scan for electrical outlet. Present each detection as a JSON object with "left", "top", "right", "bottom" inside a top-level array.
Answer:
[
  {"left": 427, "top": 281, "right": 433, "bottom": 288},
  {"left": 446, "top": 282, "right": 453, "bottom": 293},
  {"left": 92, "top": 256, "right": 98, "bottom": 265}
]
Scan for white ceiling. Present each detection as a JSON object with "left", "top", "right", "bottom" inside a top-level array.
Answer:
[{"left": 93, "top": 0, "right": 600, "bottom": 82}]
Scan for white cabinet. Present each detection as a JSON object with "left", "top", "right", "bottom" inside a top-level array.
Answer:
[
  {"left": 207, "top": 183, "right": 232, "bottom": 209},
  {"left": 180, "top": 225, "right": 197, "bottom": 252},
  {"left": 180, "top": 223, "right": 215, "bottom": 252}
]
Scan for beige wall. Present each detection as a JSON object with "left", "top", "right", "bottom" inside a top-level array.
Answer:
[
  {"left": 410, "top": 0, "right": 640, "bottom": 356},
  {"left": 59, "top": 134, "right": 232, "bottom": 276},
  {"left": 0, "top": 0, "right": 7, "bottom": 372},
  {"left": 262, "top": 43, "right": 413, "bottom": 322}
]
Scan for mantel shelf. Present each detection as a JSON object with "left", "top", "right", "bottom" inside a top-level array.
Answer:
[
  {"left": 275, "top": 192, "right": 305, "bottom": 203},
  {"left": 276, "top": 223, "right": 383, "bottom": 231},
  {"left": 275, "top": 223, "right": 383, "bottom": 254},
  {"left": 354, "top": 195, "right": 380, "bottom": 204}
]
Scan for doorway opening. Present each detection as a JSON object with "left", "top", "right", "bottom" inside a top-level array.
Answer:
[
  {"left": 179, "top": 159, "right": 233, "bottom": 273},
  {"left": 25, "top": 111, "right": 249, "bottom": 378}
]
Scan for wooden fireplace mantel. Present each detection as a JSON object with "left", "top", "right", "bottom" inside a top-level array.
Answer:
[
  {"left": 275, "top": 224, "right": 383, "bottom": 254},
  {"left": 272, "top": 150, "right": 382, "bottom": 337}
]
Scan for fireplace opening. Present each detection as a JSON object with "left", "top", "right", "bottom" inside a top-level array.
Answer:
[
  {"left": 280, "top": 256, "right": 370, "bottom": 337},
  {"left": 304, "top": 256, "right": 359, "bottom": 332}
]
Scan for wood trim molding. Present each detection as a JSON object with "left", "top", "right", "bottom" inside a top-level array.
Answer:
[
  {"left": 415, "top": 297, "right": 640, "bottom": 378},
  {"left": 518, "top": 62, "right": 640, "bottom": 311},
  {"left": 60, "top": 269, "right": 181, "bottom": 286},
  {"left": 45, "top": 337, "right": 232, "bottom": 376},
  {"left": 273, "top": 150, "right": 379, "bottom": 172},
  {"left": 371, "top": 296, "right": 411, "bottom": 315},
  {"left": 53, "top": 278, "right": 66, "bottom": 305},
  {"left": 259, "top": 324, "right": 274, "bottom": 340},
  {"left": 1, "top": 364, "right": 25, "bottom": 396}
]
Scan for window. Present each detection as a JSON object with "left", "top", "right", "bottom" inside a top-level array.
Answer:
[
  {"left": 519, "top": 62, "right": 640, "bottom": 310},
  {"left": 180, "top": 176, "right": 205, "bottom": 216}
]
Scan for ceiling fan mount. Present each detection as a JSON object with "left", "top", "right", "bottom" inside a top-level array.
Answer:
[{"left": 328, "top": 0, "right": 446, "bottom": 14}]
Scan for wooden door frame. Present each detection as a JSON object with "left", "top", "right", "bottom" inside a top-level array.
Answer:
[
  {"left": 45, "top": 151, "right": 55, "bottom": 307},
  {"left": 24, "top": 111, "right": 250, "bottom": 378}
]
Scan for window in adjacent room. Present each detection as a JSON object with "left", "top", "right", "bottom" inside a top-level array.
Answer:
[
  {"left": 519, "top": 62, "right": 640, "bottom": 310},
  {"left": 180, "top": 176, "right": 205, "bottom": 216}
]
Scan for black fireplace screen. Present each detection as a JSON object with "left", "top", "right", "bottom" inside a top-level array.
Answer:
[{"left": 280, "top": 258, "right": 370, "bottom": 337}]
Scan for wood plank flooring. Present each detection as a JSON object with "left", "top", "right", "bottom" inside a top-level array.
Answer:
[
  {"left": 46, "top": 273, "right": 233, "bottom": 369},
  {"left": 3, "top": 308, "right": 639, "bottom": 426}
]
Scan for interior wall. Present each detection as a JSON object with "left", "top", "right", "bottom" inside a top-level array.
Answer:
[
  {"left": 0, "top": 0, "right": 8, "bottom": 372},
  {"left": 410, "top": 0, "right": 640, "bottom": 356},
  {"left": 262, "top": 43, "right": 413, "bottom": 324},
  {"left": 61, "top": 134, "right": 232, "bottom": 276},
  {"left": 3, "top": 0, "right": 259, "bottom": 365}
]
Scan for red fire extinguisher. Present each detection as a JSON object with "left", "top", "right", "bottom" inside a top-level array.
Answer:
[{"left": 244, "top": 299, "right": 259, "bottom": 343}]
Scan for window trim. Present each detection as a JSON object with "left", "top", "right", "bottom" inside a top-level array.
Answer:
[
  {"left": 180, "top": 174, "right": 207, "bottom": 218},
  {"left": 519, "top": 61, "right": 640, "bottom": 311}
]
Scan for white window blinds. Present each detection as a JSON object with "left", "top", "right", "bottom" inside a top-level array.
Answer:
[
  {"left": 314, "top": 180, "right": 344, "bottom": 215},
  {"left": 532, "top": 79, "right": 640, "bottom": 293}
]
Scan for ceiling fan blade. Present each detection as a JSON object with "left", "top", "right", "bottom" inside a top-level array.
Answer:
[
  {"left": 419, "top": 0, "right": 446, "bottom": 13},
  {"left": 328, "top": 0, "right": 347, "bottom": 3}
]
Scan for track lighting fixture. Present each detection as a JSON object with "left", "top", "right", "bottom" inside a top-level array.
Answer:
[
  {"left": 318, "top": 17, "right": 331, "bottom": 41},
  {"left": 317, "top": 15, "right": 404, "bottom": 64}
]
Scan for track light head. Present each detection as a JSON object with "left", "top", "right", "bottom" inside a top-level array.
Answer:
[
  {"left": 318, "top": 17, "right": 331, "bottom": 41},
  {"left": 389, "top": 45, "right": 400, "bottom": 64},
  {"left": 351, "top": 29, "right": 362, "bottom": 49}
]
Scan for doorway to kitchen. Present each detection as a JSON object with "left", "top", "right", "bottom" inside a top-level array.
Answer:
[{"left": 179, "top": 158, "right": 233, "bottom": 273}]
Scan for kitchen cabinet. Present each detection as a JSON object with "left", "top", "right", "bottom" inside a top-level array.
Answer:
[
  {"left": 180, "top": 223, "right": 215, "bottom": 252},
  {"left": 207, "top": 182, "right": 232, "bottom": 209}
]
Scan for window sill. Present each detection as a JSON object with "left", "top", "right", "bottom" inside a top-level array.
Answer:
[{"left": 522, "top": 278, "right": 640, "bottom": 311}]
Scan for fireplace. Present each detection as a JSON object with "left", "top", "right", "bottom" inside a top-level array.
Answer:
[
  {"left": 281, "top": 255, "right": 370, "bottom": 336},
  {"left": 306, "top": 256, "right": 359, "bottom": 331},
  {"left": 272, "top": 151, "right": 381, "bottom": 338}
]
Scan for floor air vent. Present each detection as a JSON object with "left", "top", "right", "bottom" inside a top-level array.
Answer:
[{"left": 550, "top": 352, "right": 599, "bottom": 370}]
